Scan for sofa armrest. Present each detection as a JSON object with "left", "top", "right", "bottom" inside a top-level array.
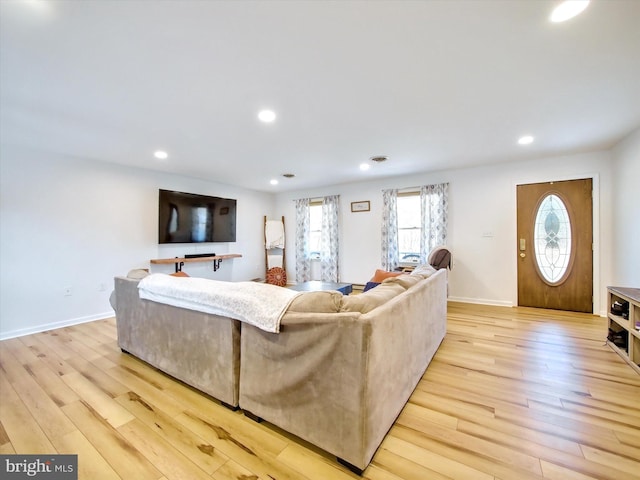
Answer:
[
  {"left": 239, "top": 311, "right": 368, "bottom": 462},
  {"left": 239, "top": 269, "right": 448, "bottom": 470}
]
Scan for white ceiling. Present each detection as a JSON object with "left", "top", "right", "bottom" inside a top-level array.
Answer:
[{"left": 1, "top": 0, "right": 639, "bottom": 192}]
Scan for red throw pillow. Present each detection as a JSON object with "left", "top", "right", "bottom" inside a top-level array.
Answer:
[
  {"left": 170, "top": 271, "right": 190, "bottom": 277},
  {"left": 266, "top": 267, "right": 287, "bottom": 287},
  {"left": 370, "top": 269, "right": 402, "bottom": 283}
]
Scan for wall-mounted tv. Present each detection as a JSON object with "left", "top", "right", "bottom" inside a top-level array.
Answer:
[{"left": 158, "top": 189, "right": 237, "bottom": 244}]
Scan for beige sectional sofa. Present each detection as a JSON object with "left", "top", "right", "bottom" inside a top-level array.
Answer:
[
  {"left": 239, "top": 269, "right": 447, "bottom": 473},
  {"left": 112, "top": 276, "right": 241, "bottom": 408},
  {"left": 111, "top": 267, "right": 447, "bottom": 474}
]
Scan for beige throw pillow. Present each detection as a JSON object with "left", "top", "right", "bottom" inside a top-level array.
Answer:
[
  {"left": 382, "top": 274, "right": 422, "bottom": 289},
  {"left": 127, "top": 268, "right": 149, "bottom": 279},
  {"left": 410, "top": 264, "right": 437, "bottom": 278},
  {"left": 287, "top": 291, "right": 343, "bottom": 313},
  {"left": 340, "top": 283, "right": 405, "bottom": 313}
]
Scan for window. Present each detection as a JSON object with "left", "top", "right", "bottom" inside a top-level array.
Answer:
[
  {"left": 533, "top": 194, "right": 572, "bottom": 284},
  {"left": 397, "top": 193, "right": 421, "bottom": 264},
  {"left": 309, "top": 202, "right": 322, "bottom": 260},
  {"left": 295, "top": 195, "right": 340, "bottom": 282},
  {"left": 381, "top": 183, "right": 448, "bottom": 271}
]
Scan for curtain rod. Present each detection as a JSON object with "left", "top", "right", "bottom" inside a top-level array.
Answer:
[
  {"left": 382, "top": 186, "right": 420, "bottom": 192},
  {"left": 383, "top": 181, "right": 449, "bottom": 192},
  {"left": 291, "top": 196, "right": 327, "bottom": 202}
]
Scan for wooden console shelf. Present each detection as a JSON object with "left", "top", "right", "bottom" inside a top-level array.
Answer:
[
  {"left": 606, "top": 286, "right": 640, "bottom": 375},
  {"left": 151, "top": 254, "right": 242, "bottom": 273}
]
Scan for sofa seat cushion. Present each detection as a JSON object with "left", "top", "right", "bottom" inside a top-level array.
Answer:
[{"left": 340, "top": 283, "right": 406, "bottom": 313}]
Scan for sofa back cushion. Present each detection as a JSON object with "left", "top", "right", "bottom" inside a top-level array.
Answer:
[
  {"left": 410, "top": 264, "right": 437, "bottom": 278},
  {"left": 340, "top": 283, "right": 406, "bottom": 313},
  {"left": 127, "top": 268, "right": 149, "bottom": 279},
  {"left": 382, "top": 274, "right": 422, "bottom": 289},
  {"left": 287, "top": 291, "right": 343, "bottom": 313}
]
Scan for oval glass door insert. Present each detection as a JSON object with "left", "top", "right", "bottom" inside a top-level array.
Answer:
[{"left": 533, "top": 194, "right": 572, "bottom": 284}]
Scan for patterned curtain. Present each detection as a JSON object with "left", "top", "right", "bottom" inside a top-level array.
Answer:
[
  {"left": 294, "top": 198, "right": 311, "bottom": 282},
  {"left": 320, "top": 195, "right": 340, "bottom": 282},
  {"left": 381, "top": 189, "right": 399, "bottom": 271},
  {"left": 420, "top": 183, "right": 449, "bottom": 262}
]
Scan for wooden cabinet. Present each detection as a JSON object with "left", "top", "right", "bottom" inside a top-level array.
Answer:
[{"left": 607, "top": 286, "right": 640, "bottom": 374}]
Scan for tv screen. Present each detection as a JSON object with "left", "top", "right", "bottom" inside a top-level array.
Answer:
[{"left": 158, "top": 189, "right": 237, "bottom": 244}]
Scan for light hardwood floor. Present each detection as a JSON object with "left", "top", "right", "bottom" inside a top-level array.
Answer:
[{"left": 1, "top": 302, "right": 639, "bottom": 479}]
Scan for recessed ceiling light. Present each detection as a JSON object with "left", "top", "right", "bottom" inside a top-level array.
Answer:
[
  {"left": 550, "top": 1, "right": 590, "bottom": 23},
  {"left": 154, "top": 150, "right": 168, "bottom": 159},
  {"left": 282, "top": 173, "right": 295, "bottom": 178},
  {"left": 518, "top": 135, "right": 534, "bottom": 145},
  {"left": 258, "top": 110, "right": 276, "bottom": 123},
  {"left": 270, "top": 179, "right": 279, "bottom": 185},
  {"left": 360, "top": 163, "right": 371, "bottom": 171},
  {"left": 370, "top": 155, "right": 388, "bottom": 163}
]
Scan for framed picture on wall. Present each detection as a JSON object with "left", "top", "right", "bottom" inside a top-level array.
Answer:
[{"left": 351, "top": 201, "right": 370, "bottom": 212}]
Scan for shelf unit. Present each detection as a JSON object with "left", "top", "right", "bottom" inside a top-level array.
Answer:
[
  {"left": 150, "top": 254, "right": 242, "bottom": 273},
  {"left": 606, "top": 286, "right": 640, "bottom": 375}
]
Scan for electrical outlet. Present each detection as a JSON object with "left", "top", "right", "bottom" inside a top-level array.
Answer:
[{"left": 64, "top": 286, "right": 73, "bottom": 296}]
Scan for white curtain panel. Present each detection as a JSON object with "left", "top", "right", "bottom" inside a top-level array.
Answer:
[
  {"left": 321, "top": 195, "right": 340, "bottom": 282},
  {"left": 294, "top": 198, "right": 311, "bottom": 282},
  {"left": 381, "top": 189, "right": 399, "bottom": 271},
  {"left": 420, "top": 183, "right": 449, "bottom": 263}
]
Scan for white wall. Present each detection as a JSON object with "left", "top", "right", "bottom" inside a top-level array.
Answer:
[
  {"left": 276, "top": 150, "right": 614, "bottom": 313},
  {"left": 611, "top": 127, "right": 640, "bottom": 286},
  {"left": 0, "top": 144, "right": 275, "bottom": 339},
  {"left": 0, "top": 142, "right": 624, "bottom": 340}
]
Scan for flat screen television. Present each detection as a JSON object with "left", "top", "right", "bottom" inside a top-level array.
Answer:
[{"left": 158, "top": 189, "right": 237, "bottom": 244}]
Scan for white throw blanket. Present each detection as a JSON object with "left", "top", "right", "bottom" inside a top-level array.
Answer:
[{"left": 138, "top": 274, "right": 300, "bottom": 333}]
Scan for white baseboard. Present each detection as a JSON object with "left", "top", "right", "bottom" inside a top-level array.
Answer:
[
  {"left": 447, "top": 296, "right": 513, "bottom": 307},
  {"left": 448, "top": 297, "right": 605, "bottom": 316},
  {"left": 0, "top": 310, "right": 115, "bottom": 341}
]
